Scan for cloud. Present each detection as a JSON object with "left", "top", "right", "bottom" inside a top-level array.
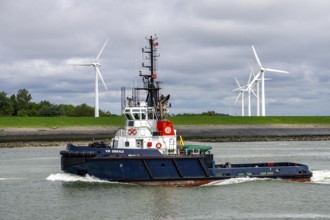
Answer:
[{"left": 0, "top": 0, "right": 329, "bottom": 115}]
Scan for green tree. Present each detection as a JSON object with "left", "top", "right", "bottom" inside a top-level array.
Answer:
[
  {"left": 1, "top": 88, "right": 110, "bottom": 117},
  {"left": 0, "top": 91, "right": 14, "bottom": 115},
  {"left": 37, "top": 101, "right": 63, "bottom": 116},
  {"left": 101, "top": 110, "right": 111, "bottom": 116},
  {"left": 16, "top": 88, "right": 32, "bottom": 109},
  {"left": 74, "top": 103, "right": 94, "bottom": 116},
  {"left": 28, "top": 102, "right": 39, "bottom": 116},
  {"left": 11, "top": 89, "right": 33, "bottom": 116},
  {"left": 10, "top": 94, "right": 17, "bottom": 115},
  {"left": 58, "top": 104, "right": 76, "bottom": 116}
]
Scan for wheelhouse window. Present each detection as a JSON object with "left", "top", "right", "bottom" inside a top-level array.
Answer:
[
  {"left": 125, "top": 113, "right": 133, "bottom": 120},
  {"left": 128, "top": 121, "right": 134, "bottom": 126},
  {"left": 124, "top": 107, "right": 149, "bottom": 121},
  {"left": 132, "top": 109, "right": 141, "bottom": 120}
]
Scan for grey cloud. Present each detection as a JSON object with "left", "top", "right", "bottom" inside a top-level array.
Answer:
[{"left": 0, "top": 0, "right": 329, "bottom": 115}]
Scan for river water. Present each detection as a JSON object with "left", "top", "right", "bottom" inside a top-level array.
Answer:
[{"left": 1, "top": 141, "right": 330, "bottom": 220}]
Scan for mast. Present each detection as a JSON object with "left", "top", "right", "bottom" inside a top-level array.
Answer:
[
  {"left": 139, "top": 35, "right": 160, "bottom": 108},
  {"left": 126, "top": 35, "right": 170, "bottom": 120}
]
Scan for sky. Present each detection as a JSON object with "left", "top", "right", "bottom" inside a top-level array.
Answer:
[{"left": 1, "top": 0, "right": 330, "bottom": 116}]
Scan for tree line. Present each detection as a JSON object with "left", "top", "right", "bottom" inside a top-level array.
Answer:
[{"left": 0, "top": 89, "right": 110, "bottom": 117}]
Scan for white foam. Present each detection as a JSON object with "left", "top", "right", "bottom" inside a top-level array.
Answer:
[
  {"left": 203, "top": 177, "right": 268, "bottom": 186},
  {"left": 46, "top": 173, "right": 110, "bottom": 183},
  {"left": 239, "top": 213, "right": 330, "bottom": 219},
  {"left": 47, "top": 170, "right": 330, "bottom": 186},
  {"left": 0, "top": 177, "right": 21, "bottom": 181},
  {"left": 311, "top": 170, "right": 330, "bottom": 185}
]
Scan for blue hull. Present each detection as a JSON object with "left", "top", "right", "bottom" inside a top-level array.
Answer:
[{"left": 60, "top": 144, "right": 312, "bottom": 186}]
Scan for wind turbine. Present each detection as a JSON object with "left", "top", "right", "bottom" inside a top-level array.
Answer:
[
  {"left": 248, "top": 64, "right": 260, "bottom": 116},
  {"left": 71, "top": 39, "right": 109, "bottom": 117},
  {"left": 245, "top": 71, "right": 258, "bottom": 116},
  {"left": 247, "top": 64, "right": 263, "bottom": 116},
  {"left": 251, "top": 45, "right": 289, "bottom": 116},
  {"left": 247, "top": 64, "right": 272, "bottom": 116},
  {"left": 233, "top": 77, "right": 248, "bottom": 116}
]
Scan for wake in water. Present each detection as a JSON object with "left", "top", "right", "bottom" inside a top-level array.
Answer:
[
  {"left": 311, "top": 170, "right": 330, "bottom": 185},
  {"left": 203, "top": 170, "right": 330, "bottom": 187},
  {"left": 47, "top": 170, "right": 330, "bottom": 186},
  {"left": 0, "top": 177, "right": 22, "bottom": 181},
  {"left": 47, "top": 173, "right": 264, "bottom": 186},
  {"left": 202, "top": 177, "right": 270, "bottom": 186},
  {"left": 47, "top": 173, "right": 112, "bottom": 184}
]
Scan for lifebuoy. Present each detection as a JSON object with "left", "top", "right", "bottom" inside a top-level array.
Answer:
[
  {"left": 128, "top": 128, "right": 137, "bottom": 135},
  {"left": 164, "top": 126, "right": 172, "bottom": 134},
  {"left": 132, "top": 129, "right": 137, "bottom": 135},
  {"left": 156, "top": 143, "right": 162, "bottom": 149},
  {"left": 128, "top": 129, "right": 133, "bottom": 135}
]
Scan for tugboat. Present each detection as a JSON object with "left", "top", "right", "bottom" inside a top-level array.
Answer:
[{"left": 60, "top": 35, "right": 312, "bottom": 186}]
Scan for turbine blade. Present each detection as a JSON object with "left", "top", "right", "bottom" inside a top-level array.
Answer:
[
  {"left": 234, "top": 77, "right": 241, "bottom": 88},
  {"left": 248, "top": 71, "right": 261, "bottom": 85},
  {"left": 96, "top": 67, "right": 107, "bottom": 90},
  {"left": 234, "top": 93, "right": 241, "bottom": 105},
  {"left": 248, "top": 72, "right": 253, "bottom": 84},
  {"left": 252, "top": 45, "right": 262, "bottom": 69},
  {"left": 95, "top": 38, "right": 109, "bottom": 61},
  {"left": 265, "top": 68, "right": 289, "bottom": 74},
  {"left": 251, "top": 90, "right": 257, "bottom": 97},
  {"left": 249, "top": 63, "right": 256, "bottom": 77}
]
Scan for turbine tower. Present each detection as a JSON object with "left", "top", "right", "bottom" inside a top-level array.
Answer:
[
  {"left": 247, "top": 64, "right": 272, "bottom": 116},
  {"left": 251, "top": 45, "right": 289, "bottom": 116},
  {"left": 71, "top": 39, "right": 109, "bottom": 117},
  {"left": 245, "top": 71, "right": 257, "bottom": 116},
  {"left": 248, "top": 64, "right": 260, "bottom": 116},
  {"left": 233, "top": 77, "right": 248, "bottom": 116}
]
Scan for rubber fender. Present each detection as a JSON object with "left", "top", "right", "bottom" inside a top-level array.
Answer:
[{"left": 60, "top": 150, "right": 97, "bottom": 157}]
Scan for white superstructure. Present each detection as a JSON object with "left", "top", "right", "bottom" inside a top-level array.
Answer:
[{"left": 111, "top": 102, "right": 177, "bottom": 155}]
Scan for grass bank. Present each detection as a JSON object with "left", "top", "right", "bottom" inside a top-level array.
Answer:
[
  {"left": 0, "top": 116, "right": 125, "bottom": 128},
  {"left": 1, "top": 116, "right": 330, "bottom": 128},
  {"left": 170, "top": 116, "right": 330, "bottom": 125}
]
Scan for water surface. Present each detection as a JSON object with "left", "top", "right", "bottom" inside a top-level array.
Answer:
[{"left": 1, "top": 141, "right": 330, "bottom": 219}]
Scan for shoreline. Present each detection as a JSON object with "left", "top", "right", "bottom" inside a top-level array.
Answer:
[{"left": 1, "top": 125, "right": 330, "bottom": 147}]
